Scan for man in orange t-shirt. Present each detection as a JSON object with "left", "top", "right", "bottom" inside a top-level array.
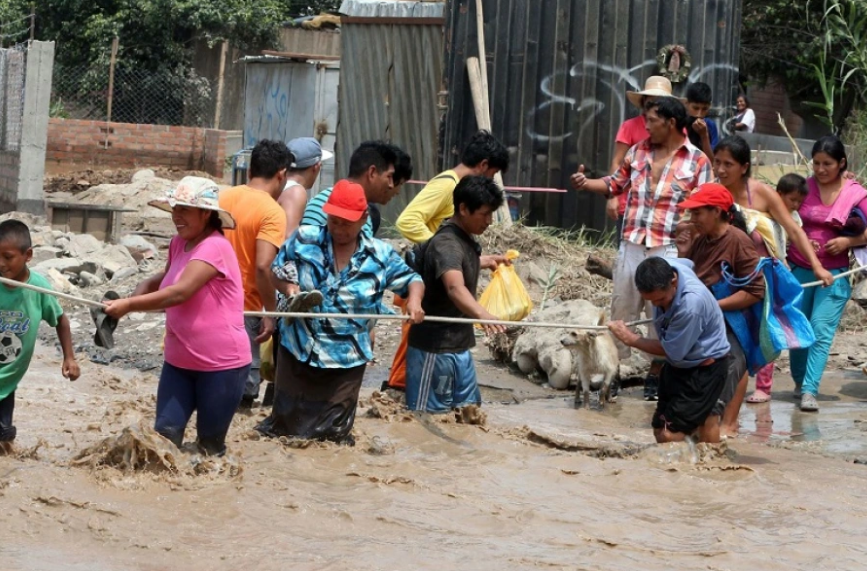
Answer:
[{"left": 220, "top": 140, "right": 290, "bottom": 407}]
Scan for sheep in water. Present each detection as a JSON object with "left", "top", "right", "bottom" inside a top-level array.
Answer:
[{"left": 560, "top": 311, "right": 619, "bottom": 410}]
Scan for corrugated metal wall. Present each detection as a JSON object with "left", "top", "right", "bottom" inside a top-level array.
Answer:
[
  {"left": 243, "top": 60, "right": 340, "bottom": 193},
  {"left": 442, "top": 0, "right": 743, "bottom": 231},
  {"left": 336, "top": 1, "right": 445, "bottom": 224}
]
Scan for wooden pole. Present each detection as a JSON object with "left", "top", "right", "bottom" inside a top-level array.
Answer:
[
  {"left": 475, "top": 0, "right": 491, "bottom": 121},
  {"left": 29, "top": 4, "right": 35, "bottom": 41},
  {"left": 105, "top": 36, "right": 119, "bottom": 149},
  {"left": 213, "top": 40, "right": 229, "bottom": 129},
  {"left": 470, "top": 0, "right": 513, "bottom": 227}
]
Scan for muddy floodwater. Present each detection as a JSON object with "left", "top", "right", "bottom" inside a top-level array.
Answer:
[{"left": 3, "top": 342, "right": 867, "bottom": 570}]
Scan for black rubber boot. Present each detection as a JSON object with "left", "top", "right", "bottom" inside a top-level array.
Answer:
[
  {"left": 197, "top": 436, "right": 227, "bottom": 457},
  {"left": 157, "top": 428, "right": 184, "bottom": 449}
]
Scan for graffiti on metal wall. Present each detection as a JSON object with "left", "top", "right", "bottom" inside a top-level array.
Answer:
[
  {"left": 248, "top": 80, "right": 289, "bottom": 148},
  {"left": 527, "top": 60, "right": 739, "bottom": 143},
  {"left": 243, "top": 64, "right": 316, "bottom": 149}
]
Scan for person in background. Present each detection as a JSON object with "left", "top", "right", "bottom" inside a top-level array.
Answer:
[
  {"left": 572, "top": 97, "right": 712, "bottom": 402},
  {"left": 790, "top": 135, "right": 867, "bottom": 411},
  {"left": 301, "top": 141, "right": 410, "bottom": 238},
  {"left": 608, "top": 257, "right": 731, "bottom": 444},
  {"left": 685, "top": 81, "right": 719, "bottom": 160},
  {"left": 746, "top": 173, "right": 809, "bottom": 404},
  {"left": 219, "top": 140, "right": 290, "bottom": 408},
  {"left": 730, "top": 95, "right": 756, "bottom": 133},
  {"left": 676, "top": 183, "right": 763, "bottom": 438},
  {"left": 605, "top": 76, "right": 684, "bottom": 242},
  {"left": 406, "top": 176, "right": 507, "bottom": 413},
  {"left": 105, "top": 178, "right": 250, "bottom": 455},
  {"left": 386, "top": 130, "right": 511, "bottom": 392},
  {"left": 258, "top": 180, "right": 424, "bottom": 444},
  {"left": 367, "top": 145, "right": 413, "bottom": 238},
  {"left": 0, "top": 220, "right": 80, "bottom": 454},
  {"left": 278, "top": 137, "right": 334, "bottom": 239}
]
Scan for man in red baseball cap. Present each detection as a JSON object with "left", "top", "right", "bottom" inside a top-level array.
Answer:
[{"left": 260, "top": 179, "right": 425, "bottom": 444}]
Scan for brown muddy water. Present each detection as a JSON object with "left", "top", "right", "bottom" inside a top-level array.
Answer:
[{"left": 3, "top": 342, "right": 867, "bottom": 571}]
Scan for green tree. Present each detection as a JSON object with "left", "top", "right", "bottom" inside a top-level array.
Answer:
[{"left": 740, "top": 0, "right": 867, "bottom": 132}]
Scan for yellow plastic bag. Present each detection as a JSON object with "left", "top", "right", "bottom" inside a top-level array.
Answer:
[
  {"left": 260, "top": 337, "right": 276, "bottom": 383},
  {"left": 478, "top": 250, "right": 533, "bottom": 322}
]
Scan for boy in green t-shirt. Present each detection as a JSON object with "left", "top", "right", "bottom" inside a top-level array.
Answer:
[{"left": 0, "top": 220, "right": 79, "bottom": 453}]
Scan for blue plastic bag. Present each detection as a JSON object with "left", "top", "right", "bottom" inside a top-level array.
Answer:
[{"left": 711, "top": 258, "right": 815, "bottom": 375}]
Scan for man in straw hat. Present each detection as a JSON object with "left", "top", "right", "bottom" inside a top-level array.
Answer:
[
  {"left": 571, "top": 96, "right": 711, "bottom": 401},
  {"left": 606, "top": 76, "right": 684, "bottom": 235},
  {"left": 257, "top": 180, "right": 424, "bottom": 445},
  {"left": 105, "top": 177, "right": 250, "bottom": 455}
]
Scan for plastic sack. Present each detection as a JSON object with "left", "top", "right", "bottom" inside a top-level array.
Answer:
[
  {"left": 260, "top": 337, "right": 276, "bottom": 383},
  {"left": 711, "top": 258, "right": 815, "bottom": 375},
  {"left": 478, "top": 250, "right": 533, "bottom": 322}
]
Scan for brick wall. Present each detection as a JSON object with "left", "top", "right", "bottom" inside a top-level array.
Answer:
[
  {"left": 747, "top": 82, "right": 804, "bottom": 138},
  {"left": 0, "top": 150, "right": 20, "bottom": 212},
  {"left": 46, "top": 119, "right": 235, "bottom": 178}
]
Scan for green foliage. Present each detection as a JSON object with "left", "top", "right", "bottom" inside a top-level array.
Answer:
[
  {"left": 0, "top": 0, "right": 337, "bottom": 68},
  {"left": 742, "top": 0, "right": 867, "bottom": 133}
]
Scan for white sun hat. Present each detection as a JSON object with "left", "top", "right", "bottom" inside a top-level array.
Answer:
[{"left": 148, "top": 176, "right": 236, "bottom": 230}]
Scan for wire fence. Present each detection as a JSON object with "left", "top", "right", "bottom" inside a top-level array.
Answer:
[{"left": 51, "top": 62, "right": 220, "bottom": 127}]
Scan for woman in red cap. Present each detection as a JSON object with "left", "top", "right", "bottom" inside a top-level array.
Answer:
[
  {"left": 258, "top": 179, "right": 425, "bottom": 444},
  {"left": 677, "top": 182, "right": 764, "bottom": 438}
]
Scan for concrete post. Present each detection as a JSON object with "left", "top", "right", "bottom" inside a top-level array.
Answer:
[{"left": 17, "top": 40, "right": 54, "bottom": 215}]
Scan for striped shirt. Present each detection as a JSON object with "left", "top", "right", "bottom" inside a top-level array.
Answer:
[
  {"left": 274, "top": 225, "right": 422, "bottom": 369},
  {"left": 606, "top": 138, "right": 712, "bottom": 248},
  {"left": 301, "top": 186, "right": 374, "bottom": 237}
]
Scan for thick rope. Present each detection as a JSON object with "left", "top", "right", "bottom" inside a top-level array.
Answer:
[
  {"left": 0, "top": 275, "right": 107, "bottom": 308},
  {"left": 245, "top": 310, "right": 652, "bottom": 330},
  {"left": 3, "top": 264, "right": 865, "bottom": 331}
]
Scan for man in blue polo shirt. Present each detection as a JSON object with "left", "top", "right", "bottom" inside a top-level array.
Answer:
[
  {"left": 608, "top": 256, "right": 731, "bottom": 444},
  {"left": 301, "top": 141, "right": 412, "bottom": 237}
]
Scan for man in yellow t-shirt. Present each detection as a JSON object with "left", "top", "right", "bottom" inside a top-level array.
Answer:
[
  {"left": 395, "top": 130, "right": 509, "bottom": 243},
  {"left": 387, "top": 130, "right": 510, "bottom": 390},
  {"left": 219, "top": 140, "right": 290, "bottom": 408}
]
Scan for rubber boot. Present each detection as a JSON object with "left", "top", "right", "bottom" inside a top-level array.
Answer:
[{"left": 197, "top": 436, "right": 227, "bottom": 457}]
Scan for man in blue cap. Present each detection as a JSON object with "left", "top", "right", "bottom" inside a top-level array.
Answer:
[{"left": 278, "top": 137, "right": 334, "bottom": 239}]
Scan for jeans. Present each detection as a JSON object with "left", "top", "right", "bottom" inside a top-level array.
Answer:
[
  {"left": 789, "top": 265, "right": 851, "bottom": 396},
  {"left": 243, "top": 316, "right": 263, "bottom": 399},
  {"left": 155, "top": 361, "right": 249, "bottom": 455}
]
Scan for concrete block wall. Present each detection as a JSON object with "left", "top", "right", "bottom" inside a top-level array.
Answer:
[
  {"left": 46, "top": 119, "right": 239, "bottom": 178},
  {"left": 0, "top": 151, "right": 20, "bottom": 211}
]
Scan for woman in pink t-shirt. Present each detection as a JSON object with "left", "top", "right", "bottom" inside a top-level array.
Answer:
[
  {"left": 105, "top": 177, "right": 251, "bottom": 455},
  {"left": 788, "top": 136, "right": 867, "bottom": 412}
]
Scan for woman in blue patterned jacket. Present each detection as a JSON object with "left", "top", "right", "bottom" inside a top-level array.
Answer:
[{"left": 257, "top": 179, "right": 425, "bottom": 445}]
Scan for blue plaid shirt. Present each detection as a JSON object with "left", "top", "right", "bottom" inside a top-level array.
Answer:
[{"left": 274, "top": 225, "right": 422, "bottom": 368}]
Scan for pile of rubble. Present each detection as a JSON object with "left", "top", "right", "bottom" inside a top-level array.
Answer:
[{"left": 0, "top": 212, "right": 160, "bottom": 296}]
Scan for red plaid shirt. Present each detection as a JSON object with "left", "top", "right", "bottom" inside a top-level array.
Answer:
[{"left": 606, "top": 138, "right": 711, "bottom": 248}]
